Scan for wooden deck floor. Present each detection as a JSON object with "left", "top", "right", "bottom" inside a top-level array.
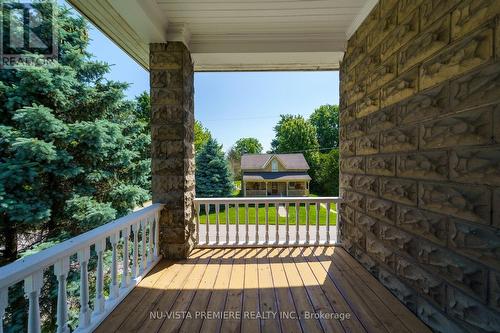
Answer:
[{"left": 96, "top": 247, "right": 431, "bottom": 333}]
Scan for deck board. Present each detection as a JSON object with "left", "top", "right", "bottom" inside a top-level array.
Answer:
[{"left": 96, "top": 246, "right": 432, "bottom": 333}]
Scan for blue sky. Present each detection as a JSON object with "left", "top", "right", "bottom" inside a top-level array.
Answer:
[{"left": 82, "top": 11, "right": 339, "bottom": 152}]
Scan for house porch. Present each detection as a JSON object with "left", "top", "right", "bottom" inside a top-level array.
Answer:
[{"left": 243, "top": 181, "right": 309, "bottom": 197}]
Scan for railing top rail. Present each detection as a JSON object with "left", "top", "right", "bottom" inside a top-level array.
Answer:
[
  {"left": 0, "top": 203, "right": 164, "bottom": 289},
  {"left": 194, "top": 197, "right": 342, "bottom": 204}
]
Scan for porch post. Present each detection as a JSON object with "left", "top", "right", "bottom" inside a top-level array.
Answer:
[{"left": 150, "top": 42, "right": 195, "bottom": 259}]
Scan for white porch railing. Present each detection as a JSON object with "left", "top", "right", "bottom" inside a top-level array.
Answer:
[
  {"left": 194, "top": 197, "right": 341, "bottom": 247},
  {"left": 0, "top": 204, "right": 163, "bottom": 333}
]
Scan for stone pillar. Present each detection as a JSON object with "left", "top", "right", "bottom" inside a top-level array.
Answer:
[{"left": 150, "top": 42, "right": 195, "bottom": 259}]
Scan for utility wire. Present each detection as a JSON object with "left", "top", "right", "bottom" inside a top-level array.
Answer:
[{"left": 268, "top": 146, "right": 339, "bottom": 154}]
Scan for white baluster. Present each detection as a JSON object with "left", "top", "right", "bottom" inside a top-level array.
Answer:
[
  {"left": 132, "top": 223, "right": 139, "bottom": 279},
  {"left": 77, "top": 248, "right": 91, "bottom": 329},
  {"left": 154, "top": 211, "right": 160, "bottom": 258},
  {"left": 295, "top": 202, "right": 299, "bottom": 244},
  {"left": 235, "top": 203, "right": 240, "bottom": 244},
  {"left": 195, "top": 203, "right": 200, "bottom": 246},
  {"left": 109, "top": 232, "right": 119, "bottom": 300},
  {"left": 285, "top": 202, "right": 290, "bottom": 244},
  {"left": 245, "top": 203, "right": 249, "bottom": 244},
  {"left": 148, "top": 217, "right": 154, "bottom": 265},
  {"left": 255, "top": 203, "right": 259, "bottom": 244},
  {"left": 265, "top": 203, "right": 269, "bottom": 244},
  {"left": 306, "top": 202, "right": 310, "bottom": 244},
  {"left": 275, "top": 204, "right": 279, "bottom": 244},
  {"left": 121, "top": 227, "right": 130, "bottom": 289},
  {"left": 54, "top": 258, "right": 70, "bottom": 333},
  {"left": 215, "top": 204, "right": 220, "bottom": 244},
  {"left": 141, "top": 220, "right": 147, "bottom": 273},
  {"left": 0, "top": 288, "right": 7, "bottom": 333},
  {"left": 326, "top": 202, "right": 331, "bottom": 244},
  {"left": 316, "top": 203, "right": 320, "bottom": 244},
  {"left": 93, "top": 239, "right": 105, "bottom": 316},
  {"left": 24, "top": 271, "right": 43, "bottom": 333},
  {"left": 336, "top": 202, "right": 340, "bottom": 244},
  {"left": 225, "top": 203, "right": 229, "bottom": 244},
  {"left": 205, "top": 204, "right": 210, "bottom": 245}
]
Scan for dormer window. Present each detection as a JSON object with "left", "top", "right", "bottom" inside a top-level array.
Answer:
[{"left": 271, "top": 159, "right": 278, "bottom": 172}]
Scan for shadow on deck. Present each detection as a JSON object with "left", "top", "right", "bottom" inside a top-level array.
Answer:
[{"left": 96, "top": 247, "right": 431, "bottom": 333}]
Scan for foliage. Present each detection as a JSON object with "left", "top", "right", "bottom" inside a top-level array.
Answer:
[
  {"left": 0, "top": 4, "right": 152, "bottom": 331},
  {"left": 194, "top": 120, "right": 212, "bottom": 151},
  {"left": 0, "top": 3, "right": 151, "bottom": 253},
  {"left": 309, "top": 104, "right": 339, "bottom": 149},
  {"left": 195, "top": 138, "right": 234, "bottom": 197},
  {"left": 270, "top": 115, "right": 319, "bottom": 160},
  {"left": 314, "top": 149, "right": 340, "bottom": 196},
  {"left": 268, "top": 107, "right": 340, "bottom": 196},
  {"left": 270, "top": 114, "right": 320, "bottom": 188},
  {"left": 231, "top": 137, "right": 263, "bottom": 155},
  {"left": 227, "top": 137, "right": 263, "bottom": 179}
]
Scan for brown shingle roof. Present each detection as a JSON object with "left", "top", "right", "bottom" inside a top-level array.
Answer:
[{"left": 241, "top": 154, "right": 309, "bottom": 170}]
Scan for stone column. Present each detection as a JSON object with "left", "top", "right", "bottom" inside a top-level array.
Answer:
[{"left": 150, "top": 42, "right": 195, "bottom": 259}]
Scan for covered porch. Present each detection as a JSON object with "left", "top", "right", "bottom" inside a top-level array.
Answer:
[{"left": 243, "top": 181, "right": 309, "bottom": 197}]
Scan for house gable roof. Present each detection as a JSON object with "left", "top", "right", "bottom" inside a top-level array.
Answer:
[{"left": 241, "top": 154, "right": 309, "bottom": 170}]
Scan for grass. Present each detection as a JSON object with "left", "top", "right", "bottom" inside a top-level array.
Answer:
[{"left": 198, "top": 203, "right": 337, "bottom": 226}]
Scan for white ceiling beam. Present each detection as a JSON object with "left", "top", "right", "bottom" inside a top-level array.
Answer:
[
  {"left": 108, "top": 0, "right": 168, "bottom": 43},
  {"left": 192, "top": 52, "right": 343, "bottom": 72}
]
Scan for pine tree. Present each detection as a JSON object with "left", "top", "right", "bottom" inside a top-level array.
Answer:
[
  {"left": 195, "top": 138, "right": 234, "bottom": 197},
  {"left": 0, "top": 5, "right": 150, "bottom": 261},
  {"left": 0, "top": 4, "right": 152, "bottom": 331}
]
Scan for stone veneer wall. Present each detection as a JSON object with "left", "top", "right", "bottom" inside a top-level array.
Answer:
[
  {"left": 339, "top": 0, "right": 500, "bottom": 331},
  {"left": 150, "top": 42, "right": 195, "bottom": 259}
]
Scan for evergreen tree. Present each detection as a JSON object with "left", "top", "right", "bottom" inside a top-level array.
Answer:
[
  {"left": 0, "top": 4, "right": 150, "bottom": 262},
  {"left": 195, "top": 138, "right": 234, "bottom": 197},
  {"left": 0, "top": 4, "right": 152, "bottom": 332}
]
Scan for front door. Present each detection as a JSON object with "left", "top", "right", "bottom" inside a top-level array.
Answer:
[{"left": 278, "top": 182, "right": 286, "bottom": 196}]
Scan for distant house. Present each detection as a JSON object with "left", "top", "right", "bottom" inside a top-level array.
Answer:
[{"left": 241, "top": 153, "right": 311, "bottom": 196}]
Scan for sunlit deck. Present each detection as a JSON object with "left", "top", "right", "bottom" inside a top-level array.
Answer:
[{"left": 96, "top": 247, "right": 431, "bottom": 333}]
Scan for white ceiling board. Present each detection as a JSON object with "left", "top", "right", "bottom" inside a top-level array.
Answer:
[{"left": 67, "top": 0, "right": 377, "bottom": 71}]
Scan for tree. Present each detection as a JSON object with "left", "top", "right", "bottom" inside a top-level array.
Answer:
[
  {"left": 195, "top": 138, "right": 234, "bottom": 197},
  {"left": 232, "top": 137, "right": 263, "bottom": 155},
  {"left": 0, "top": 4, "right": 152, "bottom": 331},
  {"left": 315, "top": 149, "right": 340, "bottom": 196},
  {"left": 194, "top": 120, "right": 212, "bottom": 151},
  {"left": 0, "top": 5, "right": 150, "bottom": 259},
  {"left": 309, "top": 104, "right": 339, "bottom": 149},
  {"left": 227, "top": 137, "right": 263, "bottom": 179},
  {"left": 270, "top": 115, "right": 319, "bottom": 161}
]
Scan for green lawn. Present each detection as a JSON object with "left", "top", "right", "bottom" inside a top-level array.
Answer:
[{"left": 198, "top": 203, "right": 337, "bottom": 226}]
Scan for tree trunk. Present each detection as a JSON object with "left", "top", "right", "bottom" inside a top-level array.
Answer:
[{"left": 1, "top": 213, "right": 18, "bottom": 264}]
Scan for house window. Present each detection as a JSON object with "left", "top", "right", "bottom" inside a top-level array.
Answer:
[{"left": 271, "top": 160, "right": 278, "bottom": 172}]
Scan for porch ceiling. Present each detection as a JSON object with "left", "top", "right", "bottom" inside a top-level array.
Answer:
[{"left": 66, "top": 0, "right": 378, "bottom": 71}]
